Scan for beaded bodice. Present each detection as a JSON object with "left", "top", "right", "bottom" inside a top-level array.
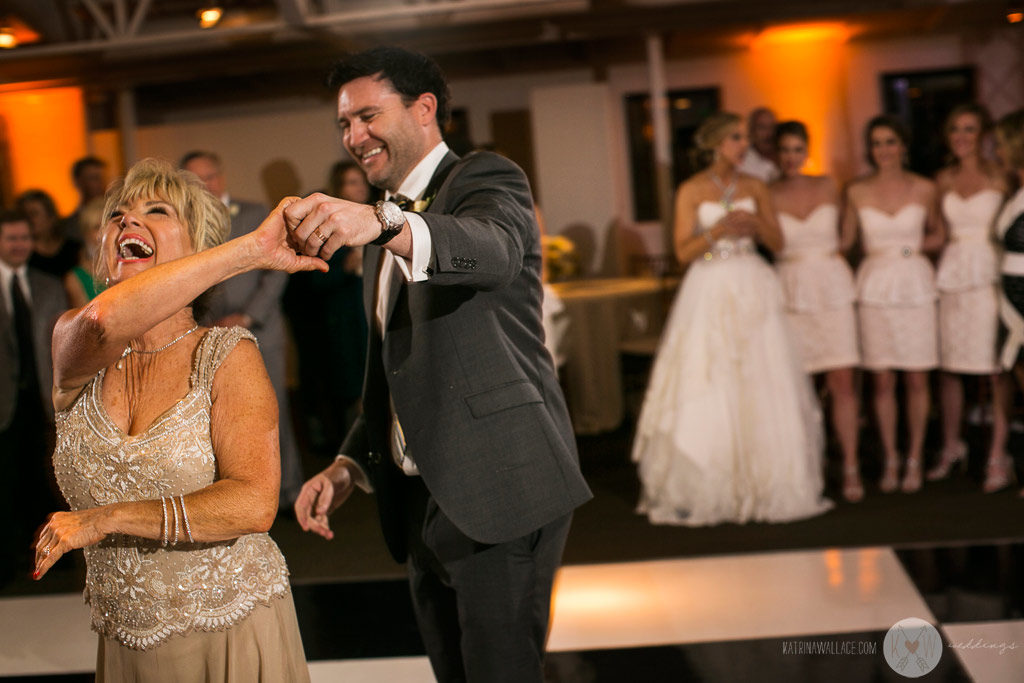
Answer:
[
  {"left": 696, "top": 197, "right": 758, "bottom": 259},
  {"left": 52, "top": 326, "right": 290, "bottom": 650}
]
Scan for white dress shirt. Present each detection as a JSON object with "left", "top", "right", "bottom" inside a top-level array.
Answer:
[
  {"left": 348, "top": 141, "right": 451, "bottom": 480},
  {"left": 374, "top": 141, "right": 448, "bottom": 332},
  {"left": 738, "top": 147, "right": 780, "bottom": 184},
  {"left": 0, "top": 261, "right": 32, "bottom": 313}
]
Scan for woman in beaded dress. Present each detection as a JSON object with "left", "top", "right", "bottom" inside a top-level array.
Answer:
[
  {"left": 995, "top": 108, "right": 1024, "bottom": 496},
  {"left": 843, "top": 115, "right": 944, "bottom": 495},
  {"left": 770, "top": 120, "right": 863, "bottom": 502},
  {"left": 931, "top": 103, "right": 1010, "bottom": 491},
  {"left": 32, "top": 159, "right": 324, "bottom": 681},
  {"left": 631, "top": 112, "right": 831, "bottom": 526}
]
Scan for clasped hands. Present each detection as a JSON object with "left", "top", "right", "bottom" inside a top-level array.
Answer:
[
  {"left": 714, "top": 209, "right": 758, "bottom": 239},
  {"left": 250, "top": 193, "right": 380, "bottom": 271}
]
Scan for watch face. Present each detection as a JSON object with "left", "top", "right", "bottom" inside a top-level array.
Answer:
[{"left": 381, "top": 201, "right": 405, "bottom": 228}]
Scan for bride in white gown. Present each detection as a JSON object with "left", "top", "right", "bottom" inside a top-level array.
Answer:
[{"left": 632, "top": 112, "right": 832, "bottom": 526}]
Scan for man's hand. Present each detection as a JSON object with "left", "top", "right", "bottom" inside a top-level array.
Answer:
[
  {"left": 283, "top": 193, "right": 381, "bottom": 261},
  {"left": 293, "top": 459, "right": 360, "bottom": 540}
]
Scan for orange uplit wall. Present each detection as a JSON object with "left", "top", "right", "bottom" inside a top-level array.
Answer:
[
  {"left": 0, "top": 86, "right": 89, "bottom": 214},
  {"left": 744, "top": 23, "right": 852, "bottom": 177}
]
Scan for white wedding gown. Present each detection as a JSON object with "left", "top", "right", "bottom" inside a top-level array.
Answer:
[{"left": 632, "top": 197, "right": 832, "bottom": 526}]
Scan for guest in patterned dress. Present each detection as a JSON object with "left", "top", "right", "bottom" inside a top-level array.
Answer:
[
  {"left": 32, "top": 159, "right": 324, "bottom": 681},
  {"left": 771, "top": 121, "right": 863, "bottom": 501},
  {"left": 994, "top": 108, "right": 1024, "bottom": 496},
  {"left": 843, "top": 116, "right": 944, "bottom": 494},
  {"left": 931, "top": 104, "right": 1010, "bottom": 491}
]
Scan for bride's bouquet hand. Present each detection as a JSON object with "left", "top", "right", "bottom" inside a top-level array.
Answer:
[{"left": 717, "top": 210, "right": 757, "bottom": 238}]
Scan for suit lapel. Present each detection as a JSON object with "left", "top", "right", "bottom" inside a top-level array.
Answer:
[
  {"left": 421, "top": 152, "right": 459, "bottom": 209},
  {"left": 381, "top": 152, "right": 461, "bottom": 328}
]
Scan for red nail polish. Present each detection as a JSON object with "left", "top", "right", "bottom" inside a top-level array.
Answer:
[{"left": 32, "top": 570, "right": 39, "bottom": 580}]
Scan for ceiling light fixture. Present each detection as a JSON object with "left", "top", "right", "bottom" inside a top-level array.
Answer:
[
  {"left": 197, "top": 7, "right": 224, "bottom": 29},
  {"left": 0, "top": 28, "right": 17, "bottom": 49}
]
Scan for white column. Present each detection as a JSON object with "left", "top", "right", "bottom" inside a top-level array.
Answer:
[{"left": 646, "top": 34, "right": 673, "bottom": 260}]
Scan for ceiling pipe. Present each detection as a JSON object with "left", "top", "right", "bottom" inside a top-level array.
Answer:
[{"left": 0, "top": 0, "right": 588, "bottom": 62}]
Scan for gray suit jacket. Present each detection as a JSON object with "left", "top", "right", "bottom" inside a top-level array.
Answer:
[
  {"left": 205, "top": 200, "right": 287, "bottom": 352},
  {"left": 342, "top": 151, "right": 592, "bottom": 562},
  {"left": 0, "top": 268, "right": 68, "bottom": 429}
]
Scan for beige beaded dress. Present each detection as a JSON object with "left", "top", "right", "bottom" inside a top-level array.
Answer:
[{"left": 52, "top": 326, "right": 309, "bottom": 682}]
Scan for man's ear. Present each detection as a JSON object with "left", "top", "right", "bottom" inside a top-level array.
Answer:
[{"left": 415, "top": 92, "right": 438, "bottom": 127}]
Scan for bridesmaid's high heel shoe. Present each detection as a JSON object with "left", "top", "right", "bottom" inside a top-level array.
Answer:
[
  {"left": 842, "top": 465, "right": 864, "bottom": 503},
  {"left": 879, "top": 458, "right": 900, "bottom": 494},
  {"left": 926, "top": 441, "right": 968, "bottom": 481},
  {"left": 901, "top": 457, "right": 923, "bottom": 493},
  {"left": 983, "top": 455, "right": 1017, "bottom": 493}
]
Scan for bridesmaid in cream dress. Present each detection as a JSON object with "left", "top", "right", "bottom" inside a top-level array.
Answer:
[
  {"left": 843, "top": 115, "right": 944, "bottom": 494},
  {"left": 931, "top": 103, "right": 1009, "bottom": 491},
  {"left": 632, "top": 112, "right": 831, "bottom": 526},
  {"left": 771, "top": 121, "right": 863, "bottom": 502}
]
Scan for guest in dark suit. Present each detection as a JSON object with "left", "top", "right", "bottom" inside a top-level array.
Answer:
[
  {"left": 0, "top": 210, "right": 68, "bottom": 583},
  {"left": 291, "top": 47, "right": 592, "bottom": 682},
  {"left": 180, "top": 150, "right": 304, "bottom": 507}
]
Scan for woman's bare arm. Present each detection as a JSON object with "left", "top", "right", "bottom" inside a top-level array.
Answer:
[{"left": 52, "top": 204, "right": 326, "bottom": 401}]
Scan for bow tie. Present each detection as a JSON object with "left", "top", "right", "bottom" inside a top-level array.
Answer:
[{"left": 391, "top": 194, "right": 414, "bottom": 210}]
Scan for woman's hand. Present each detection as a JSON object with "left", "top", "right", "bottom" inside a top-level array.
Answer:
[
  {"left": 716, "top": 210, "right": 758, "bottom": 239},
  {"left": 248, "top": 198, "right": 330, "bottom": 274},
  {"left": 33, "top": 508, "right": 111, "bottom": 579}
]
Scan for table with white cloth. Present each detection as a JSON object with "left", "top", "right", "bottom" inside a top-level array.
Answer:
[{"left": 550, "top": 277, "right": 676, "bottom": 435}]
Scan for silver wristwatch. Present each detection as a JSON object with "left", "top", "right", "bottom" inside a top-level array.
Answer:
[{"left": 371, "top": 200, "right": 406, "bottom": 246}]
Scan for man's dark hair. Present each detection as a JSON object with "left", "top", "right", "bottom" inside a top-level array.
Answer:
[
  {"left": 0, "top": 209, "right": 31, "bottom": 236},
  {"left": 178, "top": 150, "right": 221, "bottom": 169},
  {"left": 326, "top": 46, "right": 452, "bottom": 129},
  {"left": 71, "top": 156, "right": 106, "bottom": 182}
]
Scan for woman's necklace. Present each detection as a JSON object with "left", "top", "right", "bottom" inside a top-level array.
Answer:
[
  {"left": 711, "top": 172, "right": 737, "bottom": 210},
  {"left": 116, "top": 324, "right": 199, "bottom": 371}
]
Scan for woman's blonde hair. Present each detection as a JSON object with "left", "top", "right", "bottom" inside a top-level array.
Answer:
[
  {"left": 96, "top": 158, "right": 229, "bottom": 283},
  {"left": 693, "top": 111, "right": 743, "bottom": 168},
  {"left": 996, "top": 108, "right": 1024, "bottom": 171}
]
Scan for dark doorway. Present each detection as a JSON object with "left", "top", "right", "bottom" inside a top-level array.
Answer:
[
  {"left": 624, "top": 87, "right": 721, "bottom": 222},
  {"left": 881, "top": 67, "right": 975, "bottom": 176}
]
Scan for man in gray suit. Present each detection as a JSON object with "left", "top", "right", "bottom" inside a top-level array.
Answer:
[
  {"left": 0, "top": 210, "right": 68, "bottom": 582},
  {"left": 292, "top": 47, "right": 591, "bottom": 682},
  {"left": 180, "top": 151, "right": 303, "bottom": 507}
]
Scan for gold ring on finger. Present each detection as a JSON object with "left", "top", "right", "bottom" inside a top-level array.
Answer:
[
  {"left": 312, "top": 227, "right": 328, "bottom": 243},
  {"left": 42, "top": 545, "right": 51, "bottom": 556}
]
